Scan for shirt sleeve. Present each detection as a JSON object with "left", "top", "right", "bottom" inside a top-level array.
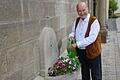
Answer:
[{"left": 76, "top": 19, "right": 100, "bottom": 48}]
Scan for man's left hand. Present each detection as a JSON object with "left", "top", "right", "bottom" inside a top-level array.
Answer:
[{"left": 70, "top": 43, "right": 77, "bottom": 49}]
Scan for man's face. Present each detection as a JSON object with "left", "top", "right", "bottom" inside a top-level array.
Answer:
[{"left": 77, "top": 4, "right": 88, "bottom": 19}]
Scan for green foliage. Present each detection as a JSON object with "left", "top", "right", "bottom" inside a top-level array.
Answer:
[
  {"left": 66, "top": 38, "right": 77, "bottom": 59},
  {"left": 109, "top": 0, "right": 119, "bottom": 18}
]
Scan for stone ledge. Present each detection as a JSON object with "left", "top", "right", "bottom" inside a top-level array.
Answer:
[
  {"left": 33, "top": 76, "right": 44, "bottom": 80},
  {"left": 45, "top": 70, "right": 80, "bottom": 80}
]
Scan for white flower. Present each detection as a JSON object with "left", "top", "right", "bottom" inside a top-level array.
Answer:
[
  {"left": 73, "top": 67, "right": 76, "bottom": 70},
  {"left": 69, "top": 61, "right": 72, "bottom": 64}
]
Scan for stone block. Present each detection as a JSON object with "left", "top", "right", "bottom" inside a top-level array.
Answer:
[
  {"left": 22, "top": 62, "right": 35, "bottom": 80},
  {"left": 21, "top": 21, "right": 35, "bottom": 41},
  {"left": 7, "top": 41, "right": 34, "bottom": 73},
  {"left": 43, "top": 2, "right": 55, "bottom": 17},
  {"left": 66, "top": 14, "right": 76, "bottom": 35},
  {"left": 5, "top": 23, "right": 19, "bottom": 48},
  {"left": 0, "top": 0, "right": 22, "bottom": 21},
  {"left": 0, "top": 50, "right": 7, "bottom": 78},
  {"left": 22, "top": 0, "right": 30, "bottom": 20},
  {"left": 17, "top": 21, "right": 40, "bottom": 41},
  {"left": 66, "top": 14, "right": 76, "bottom": 28},
  {"left": 4, "top": 69, "right": 22, "bottom": 80},
  {"left": 24, "top": 20, "right": 40, "bottom": 37},
  {"left": 59, "top": 15, "right": 67, "bottom": 28},
  {"left": 25, "top": 20, "right": 41, "bottom": 37},
  {"left": 65, "top": 3, "right": 71, "bottom": 13},
  {"left": 19, "top": 41, "right": 34, "bottom": 65},
  {"left": 33, "top": 40, "right": 41, "bottom": 74},
  {"left": 28, "top": 1, "right": 56, "bottom": 19},
  {"left": 55, "top": 2, "right": 65, "bottom": 16},
  {"left": 0, "top": 26, "right": 8, "bottom": 49},
  {"left": 28, "top": 1, "right": 44, "bottom": 20},
  {"left": 6, "top": 46, "right": 23, "bottom": 73},
  {"left": 15, "top": 22, "right": 23, "bottom": 42}
]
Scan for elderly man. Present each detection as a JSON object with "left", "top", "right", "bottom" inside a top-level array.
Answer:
[{"left": 69, "top": 2, "right": 102, "bottom": 80}]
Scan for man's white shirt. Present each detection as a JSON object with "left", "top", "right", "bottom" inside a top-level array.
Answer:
[{"left": 69, "top": 14, "right": 100, "bottom": 49}]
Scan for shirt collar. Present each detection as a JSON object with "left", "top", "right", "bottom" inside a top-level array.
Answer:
[{"left": 80, "top": 14, "right": 90, "bottom": 22}]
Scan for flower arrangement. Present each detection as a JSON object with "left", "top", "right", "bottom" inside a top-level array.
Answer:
[
  {"left": 48, "top": 39, "right": 80, "bottom": 76},
  {"left": 48, "top": 56, "right": 80, "bottom": 76}
]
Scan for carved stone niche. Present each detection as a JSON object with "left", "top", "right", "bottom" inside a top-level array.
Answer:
[{"left": 39, "top": 27, "right": 59, "bottom": 77}]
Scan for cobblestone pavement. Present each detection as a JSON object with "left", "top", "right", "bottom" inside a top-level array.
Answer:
[{"left": 102, "top": 18, "right": 120, "bottom": 80}]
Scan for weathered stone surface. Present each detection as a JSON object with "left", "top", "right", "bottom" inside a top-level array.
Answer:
[
  {"left": 0, "top": 27, "right": 7, "bottom": 49},
  {"left": 22, "top": 62, "right": 35, "bottom": 80},
  {"left": 100, "top": 27, "right": 108, "bottom": 43},
  {"left": 43, "top": 2, "right": 56, "bottom": 17},
  {"left": 45, "top": 70, "right": 79, "bottom": 80},
  {"left": 61, "top": 36, "right": 67, "bottom": 54},
  {"left": 0, "top": 50, "right": 7, "bottom": 79},
  {"left": 6, "top": 41, "right": 34, "bottom": 74},
  {"left": 50, "top": 17, "right": 60, "bottom": 31},
  {"left": 55, "top": 2, "right": 66, "bottom": 16},
  {"left": 0, "top": 0, "right": 78, "bottom": 80},
  {"left": 7, "top": 46, "right": 22, "bottom": 73},
  {"left": 33, "top": 76, "right": 44, "bottom": 80},
  {"left": 6, "top": 24, "right": 19, "bottom": 48},
  {"left": 55, "top": 27, "right": 67, "bottom": 53},
  {"left": 0, "top": 0, "right": 22, "bottom": 21},
  {"left": 40, "top": 19, "right": 49, "bottom": 32},
  {"left": 116, "top": 18, "right": 120, "bottom": 32},
  {"left": 22, "top": 0, "right": 30, "bottom": 20},
  {"left": 28, "top": 1, "right": 44, "bottom": 20},
  {"left": 21, "top": 22, "right": 34, "bottom": 41},
  {"left": 39, "top": 27, "right": 59, "bottom": 76},
  {"left": 4, "top": 69, "right": 22, "bottom": 80},
  {"left": 33, "top": 40, "right": 41, "bottom": 75},
  {"left": 0, "top": 23, "right": 21, "bottom": 48}
]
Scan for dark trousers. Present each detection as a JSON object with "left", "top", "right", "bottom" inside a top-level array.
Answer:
[{"left": 77, "top": 48, "right": 102, "bottom": 80}]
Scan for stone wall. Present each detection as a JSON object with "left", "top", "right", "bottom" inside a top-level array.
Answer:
[{"left": 0, "top": 0, "right": 80, "bottom": 80}]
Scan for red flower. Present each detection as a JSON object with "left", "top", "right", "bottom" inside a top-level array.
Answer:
[
  {"left": 57, "top": 66, "right": 61, "bottom": 70},
  {"left": 48, "top": 67, "right": 51, "bottom": 70},
  {"left": 53, "top": 71, "right": 56, "bottom": 75},
  {"left": 61, "top": 63, "right": 65, "bottom": 67}
]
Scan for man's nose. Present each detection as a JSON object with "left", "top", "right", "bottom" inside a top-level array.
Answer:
[{"left": 81, "top": 11, "right": 84, "bottom": 14}]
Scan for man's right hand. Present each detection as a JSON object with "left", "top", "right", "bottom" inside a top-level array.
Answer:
[{"left": 69, "top": 36, "right": 75, "bottom": 43}]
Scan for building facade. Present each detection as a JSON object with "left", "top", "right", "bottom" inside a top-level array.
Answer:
[{"left": 0, "top": 0, "right": 108, "bottom": 80}]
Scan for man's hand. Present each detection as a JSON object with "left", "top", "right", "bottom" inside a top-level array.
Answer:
[
  {"left": 69, "top": 36, "right": 75, "bottom": 42},
  {"left": 70, "top": 43, "right": 77, "bottom": 49}
]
